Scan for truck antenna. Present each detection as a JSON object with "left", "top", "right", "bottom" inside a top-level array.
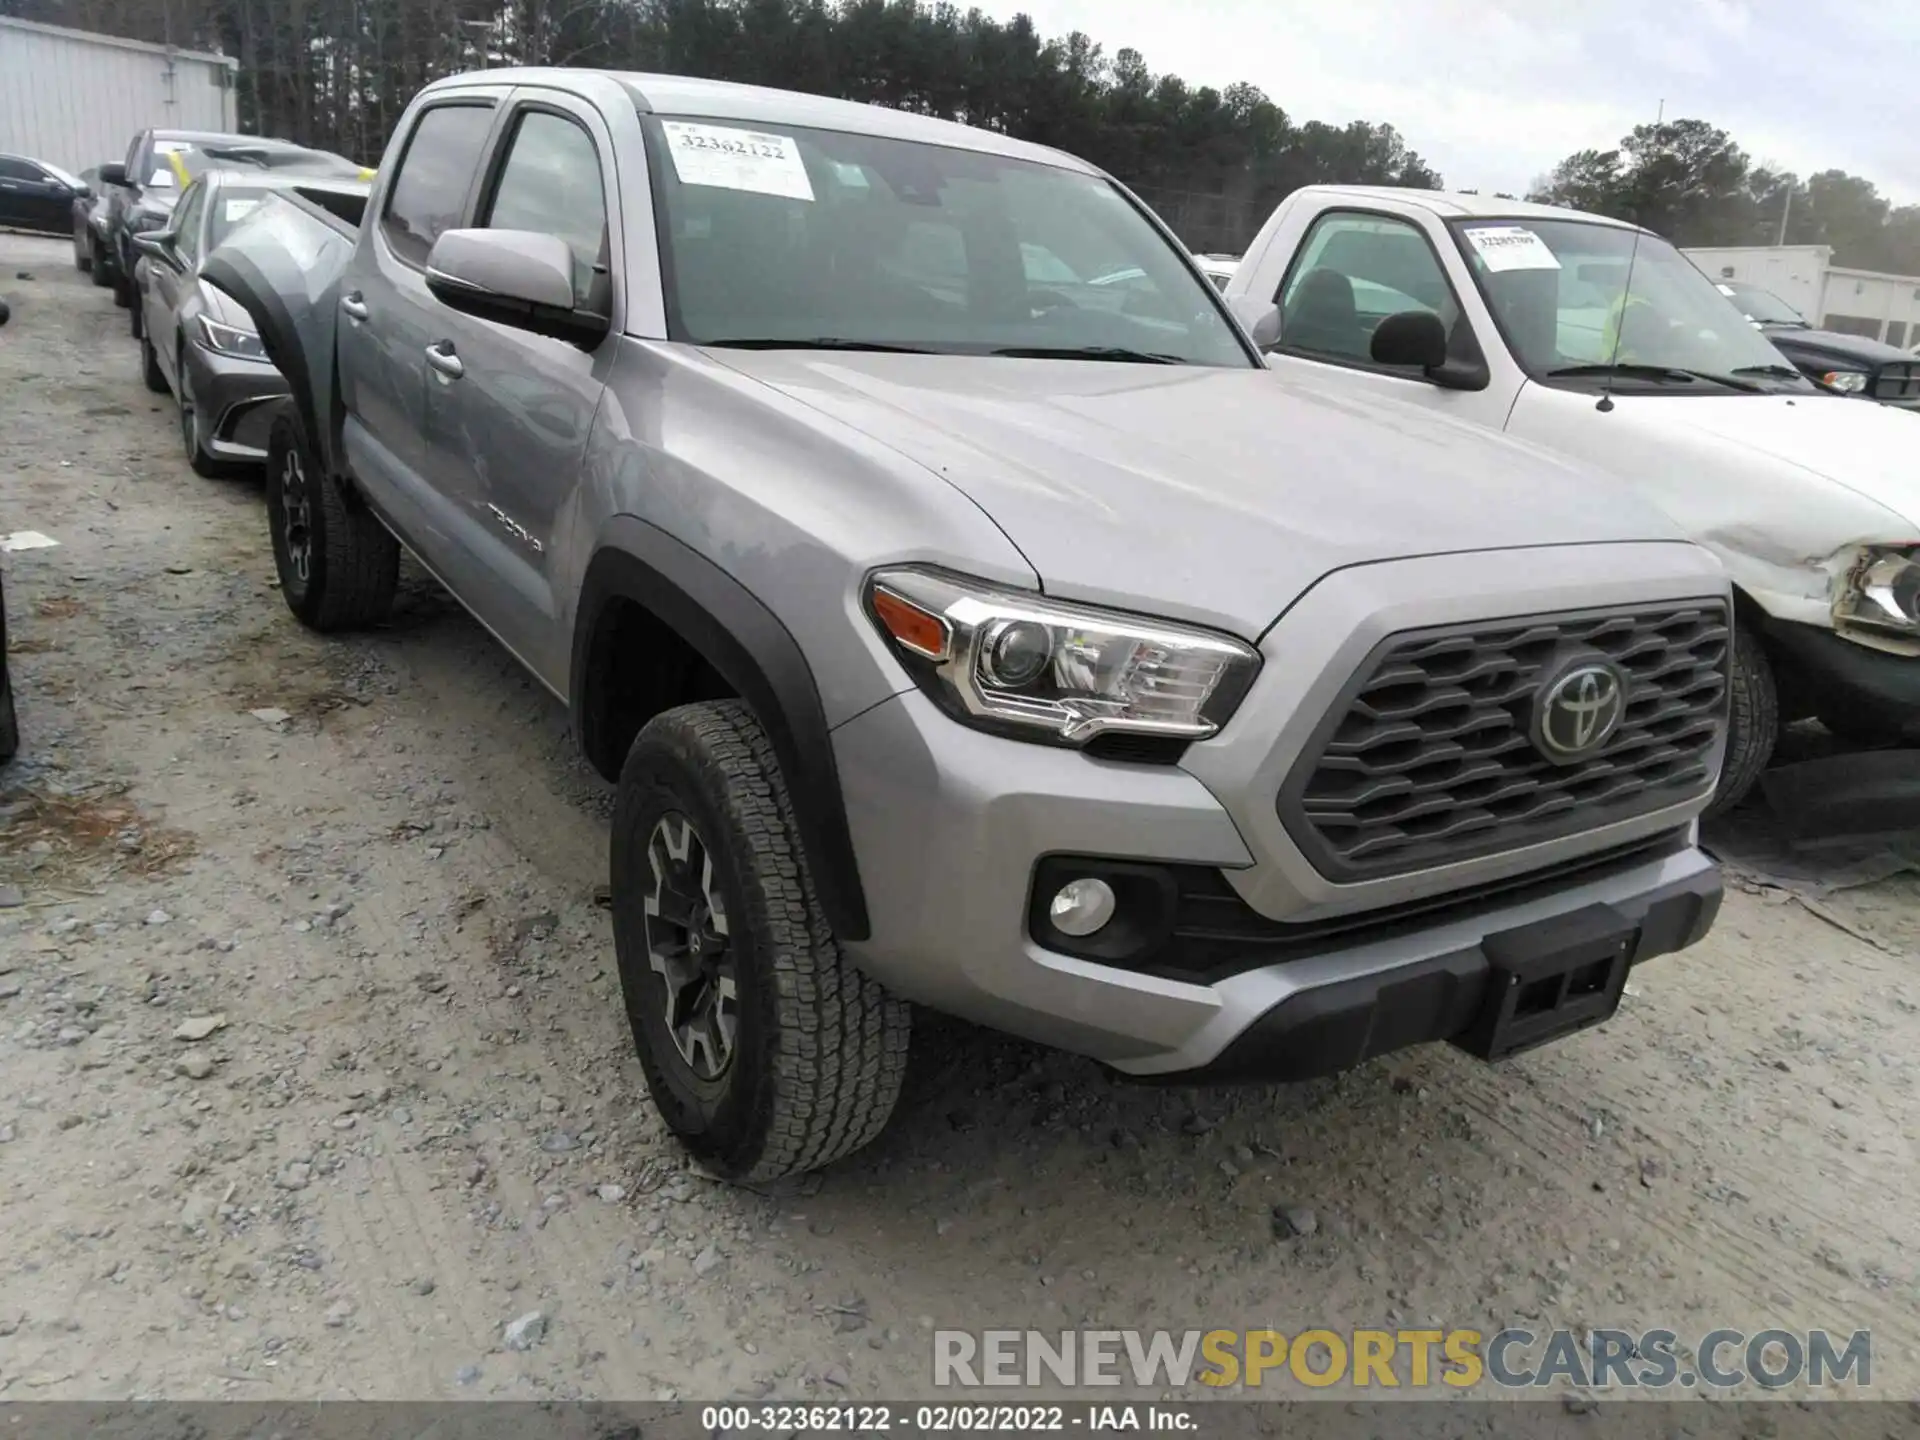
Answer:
[{"left": 1598, "top": 98, "right": 1664, "bottom": 414}]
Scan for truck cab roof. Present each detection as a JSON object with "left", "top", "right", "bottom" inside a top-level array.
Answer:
[
  {"left": 417, "top": 67, "right": 1100, "bottom": 176},
  {"left": 1296, "top": 184, "right": 1643, "bottom": 233}
]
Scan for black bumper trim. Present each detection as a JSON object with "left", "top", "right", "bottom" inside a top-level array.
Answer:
[
  {"left": 1761, "top": 616, "right": 1920, "bottom": 738},
  {"left": 1156, "top": 862, "right": 1722, "bottom": 1084}
]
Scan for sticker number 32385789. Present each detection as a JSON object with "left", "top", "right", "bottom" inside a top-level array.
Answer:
[{"left": 661, "top": 121, "right": 815, "bottom": 203}]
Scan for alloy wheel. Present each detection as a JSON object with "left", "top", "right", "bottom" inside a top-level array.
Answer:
[
  {"left": 278, "top": 443, "right": 313, "bottom": 584},
  {"left": 643, "top": 811, "right": 738, "bottom": 1080}
]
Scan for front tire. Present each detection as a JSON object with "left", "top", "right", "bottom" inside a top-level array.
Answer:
[
  {"left": 89, "top": 238, "right": 110, "bottom": 288},
  {"left": 265, "top": 413, "right": 398, "bottom": 631},
  {"left": 141, "top": 333, "right": 167, "bottom": 394},
  {"left": 1706, "top": 626, "right": 1778, "bottom": 817},
  {"left": 611, "top": 700, "right": 909, "bottom": 1181}
]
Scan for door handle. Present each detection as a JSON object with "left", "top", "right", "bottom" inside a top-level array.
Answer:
[
  {"left": 340, "top": 292, "right": 369, "bottom": 321},
  {"left": 425, "top": 342, "right": 464, "bottom": 380}
]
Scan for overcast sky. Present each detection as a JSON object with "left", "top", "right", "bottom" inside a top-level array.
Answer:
[{"left": 987, "top": 0, "right": 1920, "bottom": 204}]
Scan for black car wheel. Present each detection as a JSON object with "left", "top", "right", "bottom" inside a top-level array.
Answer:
[
  {"left": 74, "top": 227, "right": 89, "bottom": 272},
  {"left": 112, "top": 272, "right": 132, "bottom": 309},
  {"left": 130, "top": 296, "right": 143, "bottom": 340},
  {"left": 141, "top": 332, "right": 167, "bottom": 394},
  {"left": 1705, "top": 627, "right": 1779, "bottom": 817},
  {"left": 89, "top": 237, "right": 110, "bottom": 288},
  {"left": 611, "top": 701, "right": 910, "bottom": 1181},
  {"left": 265, "top": 413, "right": 398, "bottom": 631},
  {"left": 177, "top": 366, "right": 227, "bottom": 478}
]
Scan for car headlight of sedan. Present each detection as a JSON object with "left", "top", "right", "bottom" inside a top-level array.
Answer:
[
  {"left": 864, "top": 566, "right": 1260, "bottom": 745},
  {"left": 195, "top": 314, "right": 269, "bottom": 362},
  {"left": 1818, "top": 369, "right": 1870, "bottom": 394},
  {"left": 1837, "top": 545, "right": 1920, "bottom": 636}
]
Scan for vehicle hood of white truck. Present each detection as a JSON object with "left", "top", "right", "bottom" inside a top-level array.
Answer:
[
  {"left": 710, "top": 350, "right": 1697, "bottom": 636},
  {"left": 1504, "top": 385, "right": 1920, "bottom": 629}
]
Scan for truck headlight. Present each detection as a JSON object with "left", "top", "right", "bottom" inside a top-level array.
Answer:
[
  {"left": 1819, "top": 369, "right": 1869, "bottom": 394},
  {"left": 865, "top": 567, "right": 1260, "bottom": 745},
  {"left": 195, "top": 315, "right": 268, "bottom": 362},
  {"left": 1837, "top": 545, "right": 1920, "bottom": 636}
]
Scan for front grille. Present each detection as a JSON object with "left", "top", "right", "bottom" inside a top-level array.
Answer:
[
  {"left": 1872, "top": 362, "right": 1920, "bottom": 404},
  {"left": 1279, "top": 602, "right": 1729, "bottom": 882}
]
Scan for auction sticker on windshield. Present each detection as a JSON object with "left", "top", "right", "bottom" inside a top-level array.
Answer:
[
  {"left": 662, "top": 121, "right": 814, "bottom": 202},
  {"left": 1464, "top": 224, "right": 1561, "bottom": 272}
]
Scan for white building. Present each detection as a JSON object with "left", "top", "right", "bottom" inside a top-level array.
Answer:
[
  {"left": 0, "top": 16, "right": 237, "bottom": 175},
  {"left": 1684, "top": 243, "right": 1920, "bottom": 350}
]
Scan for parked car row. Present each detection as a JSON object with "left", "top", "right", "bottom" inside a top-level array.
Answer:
[
  {"left": 57, "top": 128, "right": 372, "bottom": 474},
  {"left": 43, "top": 70, "right": 1913, "bottom": 1184}
]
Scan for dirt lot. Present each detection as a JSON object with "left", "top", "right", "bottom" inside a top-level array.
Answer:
[{"left": 1, "top": 230, "right": 1918, "bottom": 1405}]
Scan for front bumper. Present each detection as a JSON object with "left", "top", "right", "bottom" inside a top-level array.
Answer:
[
  {"left": 182, "top": 340, "right": 287, "bottom": 463},
  {"left": 1762, "top": 616, "right": 1920, "bottom": 739},
  {"left": 833, "top": 542, "right": 1730, "bottom": 1076}
]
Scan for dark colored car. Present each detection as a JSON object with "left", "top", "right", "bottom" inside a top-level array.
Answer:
[
  {"left": 135, "top": 169, "right": 371, "bottom": 474},
  {"left": 0, "top": 152, "right": 88, "bottom": 236},
  {"left": 1716, "top": 279, "right": 1920, "bottom": 410},
  {"left": 100, "top": 130, "right": 366, "bottom": 320}
]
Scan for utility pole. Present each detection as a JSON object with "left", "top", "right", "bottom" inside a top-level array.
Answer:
[{"left": 1776, "top": 186, "right": 1791, "bottom": 247}]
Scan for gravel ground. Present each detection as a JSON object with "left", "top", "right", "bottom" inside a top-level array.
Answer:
[{"left": 1, "top": 232, "right": 1918, "bottom": 1405}]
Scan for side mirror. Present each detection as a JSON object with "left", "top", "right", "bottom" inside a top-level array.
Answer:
[
  {"left": 97, "top": 162, "right": 128, "bottom": 187},
  {"left": 131, "top": 230, "right": 172, "bottom": 258},
  {"left": 1227, "top": 294, "right": 1281, "bottom": 349},
  {"left": 424, "top": 229, "right": 608, "bottom": 347},
  {"left": 75, "top": 184, "right": 92, "bottom": 200},
  {"left": 1370, "top": 309, "right": 1449, "bottom": 370}
]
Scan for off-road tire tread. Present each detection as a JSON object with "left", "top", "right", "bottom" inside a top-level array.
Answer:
[
  {"left": 617, "top": 700, "right": 908, "bottom": 1181},
  {"left": 1706, "top": 625, "right": 1777, "bottom": 816},
  {"left": 269, "top": 418, "right": 398, "bottom": 632}
]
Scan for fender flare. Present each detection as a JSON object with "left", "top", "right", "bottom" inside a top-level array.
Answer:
[
  {"left": 572, "top": 517, "right": 871, "bottom": 942},
  {"left": 200, "top": 250, "right": 339, "bottom": 478}
]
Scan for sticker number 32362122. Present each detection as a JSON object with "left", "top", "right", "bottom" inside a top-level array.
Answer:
[{"left": 661, "top": 121, "right": 815, "bottom": 203}]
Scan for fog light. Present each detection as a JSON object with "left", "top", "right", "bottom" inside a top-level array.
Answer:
[{"left": 1048, "top": 877, "right": 1116, "bottom": 937}]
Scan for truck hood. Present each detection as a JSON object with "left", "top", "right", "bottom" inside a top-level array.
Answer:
[
  {"left": 1762, "top": 325, "right": 1912, "bottom": 365},
  {"left": 709, "top": 351, "right": 1687, "bottom": 634},
  {"left": 1606, "top": 392, "right": 1920, "bottom": 531}
]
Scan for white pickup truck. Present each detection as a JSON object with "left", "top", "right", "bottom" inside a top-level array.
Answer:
[{"left": 1224, "top": 186, "right": 1920, "bottom": 810}]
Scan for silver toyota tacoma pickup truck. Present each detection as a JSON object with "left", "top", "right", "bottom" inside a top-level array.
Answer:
[{"left": 201, "top": 68, "right": 1733, "bottom": 1180}]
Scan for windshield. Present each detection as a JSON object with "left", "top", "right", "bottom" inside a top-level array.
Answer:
[
  {"left": 206, "top": 185, "right": 271, "bottom": 248},
  {"left": 1449, "top": 217, "right": 1808, "bottom": 390},
  {"left": 1717, "top": 281, "right": 1806, "bottom": 326},
  {"left": 642, "top": 115, "right": 1250, "bottom": 365}
]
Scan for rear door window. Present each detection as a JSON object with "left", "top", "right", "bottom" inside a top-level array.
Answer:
[{"left": 381, "top": 103, "right": 496, "bottom": 267}]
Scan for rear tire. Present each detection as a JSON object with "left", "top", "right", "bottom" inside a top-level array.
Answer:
[
  {"left": 266, "top": 413, "right": 398, "bottom": 631},
  {"left": 140, "top": 333, "right": 167, "bottom": 394},
  {"left": 1705, "top": 626, "right": 1778, "bottom": 817},
  {"left": 611, "top": 700, "right": 910, "bottom": 1181},
  {"left": 89, "top": 239, "right": 109, "bottom": 288}
]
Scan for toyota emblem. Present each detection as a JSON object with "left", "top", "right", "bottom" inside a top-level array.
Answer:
[{"left": 1532, "top": 658, "right": 1627, "bottom": 763}]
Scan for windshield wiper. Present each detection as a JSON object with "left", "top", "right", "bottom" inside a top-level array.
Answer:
[
  {"left": 1728, "top": 363, "right": 1806, "bottom": 379},
  {"left": 989, "top": 345, "right": 1185, "bottom": 364},
  {"left": 1545, "top": 362, "right": 1763, "bottom": 393},
  {"left": 705, "top": 338, "right": 938, "bottom": 354}
]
